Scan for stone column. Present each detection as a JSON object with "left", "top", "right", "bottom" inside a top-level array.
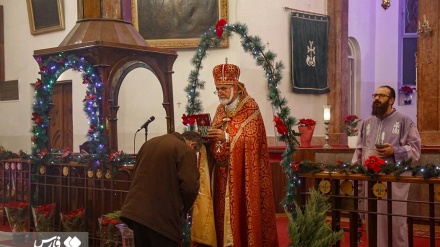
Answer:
[
  {"left": 417, "top": 0, "right": 440, "bottom": 145},
  {"left": 327, "top": 0, "right": 349, "bottom": 145}
]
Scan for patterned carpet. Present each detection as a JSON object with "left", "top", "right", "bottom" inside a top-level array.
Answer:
[{"left": 0, "top": 214, "right": 436, "bottom": 246}]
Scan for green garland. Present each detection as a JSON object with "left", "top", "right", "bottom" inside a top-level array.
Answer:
[
  {"left": 184, "top": 20, "right": 301, "bottom": 210},
  {"left": 33, "top": 53, "right": 106, "bottom": 156},
  {"left": 0, "top": 147, "right": 134, "bottom": 177},
  {"left": 297, "top": 158, "right": 440, "bottom": 179},
  {"left": 29, "top": 53, "right": 133, "bottom": 173}
]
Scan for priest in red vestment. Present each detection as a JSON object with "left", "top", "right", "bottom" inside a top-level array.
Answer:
[{"left": 206, "top": 61, "right": 279, "bottom": 247}]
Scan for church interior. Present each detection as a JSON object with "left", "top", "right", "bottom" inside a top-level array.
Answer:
[{"left": 0, "top": 0, "right": 439, "bottom": 246}]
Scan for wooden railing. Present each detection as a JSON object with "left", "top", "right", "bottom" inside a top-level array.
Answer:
[
  {"left": 298, "top": 173, "right": 440, "bottom": 247},
  {"left": 0, "top": 159, "right": 134, "bottom": 246},
  {"left": 2, "top": 156, "right": 440, "bottom": 247},
  {"left": 1, "top": 159, "right": 31, "bottom": 226}
]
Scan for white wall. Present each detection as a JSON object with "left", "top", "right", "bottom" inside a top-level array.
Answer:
[
  {"left": 348, "top": 0, "right": 417, "bottom": 122},
  {"left": 0, "top": 0, "right": 79, "bottom": 152},
  {"left": 1, "top": 0, "right": 416, "bottom": 153}
]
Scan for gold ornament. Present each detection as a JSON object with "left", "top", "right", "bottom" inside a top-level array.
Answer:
[
  {"left": 105, "top": 170, "right": 112, "bottom": 179},
  {"left": 434, "top": 185, "right": 440, "bottom": 202},
  {"left": 372, "top": 182, "right": 387, "bottom": 198},
  {"left": 96, "top": 169, "right": 103, "bottom": 179},
  {"left": 63, "top": 166, "right": 69, "bottom": 176},
  {"left": 340, "top": 180, "right": 353, "bottom": 195},
  {"left": 381, "top": 0, "right": 390, "bottom": 10},
  {"left": 87, "top": 169, "right": 94, "bottom": 178},
  {"left": 39, "top": 165, "right": 46, "bottom": 175},
  {"left": 319, "top": 179, "right": 331, "bottom": 194}
]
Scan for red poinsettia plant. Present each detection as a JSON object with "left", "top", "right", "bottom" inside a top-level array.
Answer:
[
  {"left": 4, "top": 201, "right": 30, "bottom": 232},
  {"left": 182, "top": 114, "right": 196, "bottom": 126},
  {"left": 297, "top": 118, "right": 317, "bottom": 127},
  {"left": 99, "top": 210, "right": 122, "bottom": 246},
  {"left": 399, "top": 86, "right": 417, "bottom": 95},
  {"left": 60, "top": 207, "right": 85, "bottom": 232},
  {"left": 364, "top": 155, "right": 386, "bottom": 174},
  {"left": 344, "top": 114, "right": 362, "bottom": 136},
  {"left": 32, "top": 203, "right": 56, "bottom": 232},
  {"left": 273, "top": 116, "right": 288, "bottom": 135}
]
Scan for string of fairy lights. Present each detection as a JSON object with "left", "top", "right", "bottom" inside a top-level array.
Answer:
[{"left": 30, "top": 53, "right": 133, "bottom": 174}]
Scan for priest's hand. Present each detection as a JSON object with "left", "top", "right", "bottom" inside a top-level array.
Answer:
[
  {"left": 207, "top": 128, "right": 226, "bottom": 142},
  {"left": 376, "top": 143, "right": 393, "bottom": 157}
]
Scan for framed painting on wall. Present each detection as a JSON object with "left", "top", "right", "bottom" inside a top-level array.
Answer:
[
  {"left": 131, "top": 0, "right": 228, "bottom": 49},
  {"left": 26, "top": 0, "right": 65, "bottom": 35}
]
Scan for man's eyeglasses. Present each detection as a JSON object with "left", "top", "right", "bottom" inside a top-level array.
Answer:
[
  {"left": 213, "top": 85, "right": 233, "bottom": 95},
  {"left": 372, "top": 93, "right": 390, "bottom": 99}
]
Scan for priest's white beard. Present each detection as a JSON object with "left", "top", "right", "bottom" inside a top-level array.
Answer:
[{"left": 220, "top": 87, "right": 235, "bottom": 105}]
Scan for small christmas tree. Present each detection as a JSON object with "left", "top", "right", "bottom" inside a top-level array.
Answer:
[{"left": 287, "top": 189, "right": 344, "bottom": 247}]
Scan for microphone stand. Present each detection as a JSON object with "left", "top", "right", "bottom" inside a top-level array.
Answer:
[{"left": 144, "top": 125, "right": 149, "bottom": 142}]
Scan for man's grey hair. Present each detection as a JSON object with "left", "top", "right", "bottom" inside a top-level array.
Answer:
[{"left": 182, "top": 131, "right": 203, "bottom": 152}]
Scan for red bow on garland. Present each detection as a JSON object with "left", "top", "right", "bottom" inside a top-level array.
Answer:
[
  {"left": 39, "top": 149, "right": 49, "bottom": 157},
  {"left": 35, "top": 79, "right": 43, "bottom": 90},
  {"left": 61, "top": 147, "right": 70, "bottom": 158},
  {"left": 83, "top": 93, "right": 96, "bottom": 102},
  {"left": 32, "top": 113, "right": 43, "bottom": 125},
  {"left": 291, "top": 161, "right": 300, "bottom": 172},
  {"left": 82, "top": 78, "right": 91, "bottom": 85},
  {"left": 273, "top": 116, "right": 288, "bottom": 135},
  {"left": 108, "top": 151, "right": 122, "bottom": 162},
  {"left": 88, "top": 125, "right": 97, "bottom": 133},
  {"left": 216, "top": 19, "right": 227, "bottom": 39}
]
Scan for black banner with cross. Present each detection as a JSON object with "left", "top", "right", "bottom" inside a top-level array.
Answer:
[{"left": 290, "top": 12, "right": 330, "bottom": 94}]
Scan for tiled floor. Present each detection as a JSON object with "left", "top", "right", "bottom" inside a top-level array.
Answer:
[{"left": 0, "top": 232, "right": 14, "bottom": 247}]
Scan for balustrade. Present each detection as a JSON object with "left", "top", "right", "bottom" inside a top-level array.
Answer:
[
  {"left": 0, "top": 159, "right": 133, "bottom": 246},
  {"left": 298, "top": 172, "right": 440, "bottom": 247}
]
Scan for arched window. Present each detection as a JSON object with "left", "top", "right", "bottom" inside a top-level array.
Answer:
[
  {"left": 348, "top": 38, "right": 361, "bottom": 115},
  {"left": 399, "top": 0, "right": 418, "bottom": 105}
]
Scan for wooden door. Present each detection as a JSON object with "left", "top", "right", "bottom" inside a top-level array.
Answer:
[{"left": 48, "top": 82, "right": 73, "bottom": 150}]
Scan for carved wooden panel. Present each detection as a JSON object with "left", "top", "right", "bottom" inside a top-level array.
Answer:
[
  {"left": 417, "top": 0, "right": 440, "bottom": 145},
  {"left": 0, "top": 6, "right": 4, "bottom": 81},
  {"left": 48, "top": 83, "right": 73, "bottom": 150}
]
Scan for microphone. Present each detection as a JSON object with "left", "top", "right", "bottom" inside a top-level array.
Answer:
[{"left": 137, "top": 116, "right": 155, "bottom": 131}]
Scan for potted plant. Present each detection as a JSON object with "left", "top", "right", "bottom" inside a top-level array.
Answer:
[
  {"left": 287, "top": 189, "right": 344, "bottom": 246},
  {"left": 399, "top": 86, "right": 417, "bottom": 105},
  {"left": 32, "top": 203, "right": 56, "bottom": 239},
  {"left": 60, "top": 207, "right": 86, "bottom": 232},
  {"left": 99, "top": 210, "right": 122, "bottom": 247},
  {"left": 297, "top": 118, "right": 317, "bottom": 147},
  {"left": 4, "top": 201, "right": 30, "bottom": 244},
  {"left": 343, "top": 114, "right": 361, "bottom": 148}
]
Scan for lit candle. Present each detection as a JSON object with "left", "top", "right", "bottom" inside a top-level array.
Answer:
[{"left": 323, "top": 105, "right": 331, "bottom": 121}]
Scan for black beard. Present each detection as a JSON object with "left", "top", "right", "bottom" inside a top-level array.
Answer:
[{"left": 371, "top": 100, "right": 389, "bottom": 116}]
